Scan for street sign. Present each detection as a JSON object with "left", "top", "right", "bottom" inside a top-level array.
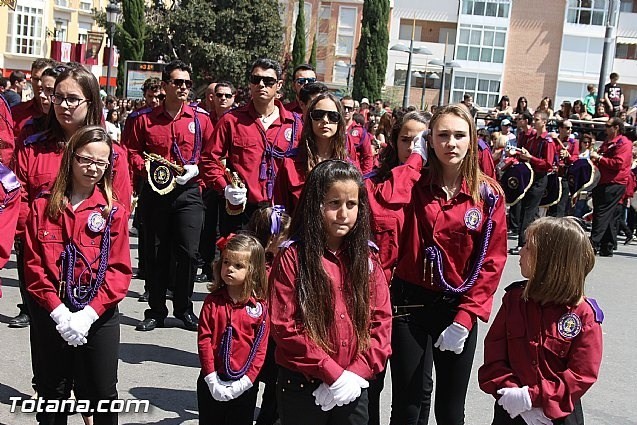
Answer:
[{"left": 124, "top": 61, "right": 166, "bottom": 99}]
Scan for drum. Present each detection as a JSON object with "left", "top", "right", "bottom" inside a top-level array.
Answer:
[
  {"left": 500, "top": 162, "right": 534, "bottom": 206},
  {"left": 566, "top": 158, "right": 600, "bottom": 198},
  {"left": 540, "top": 173, "right": 562, "bottom": 207}
]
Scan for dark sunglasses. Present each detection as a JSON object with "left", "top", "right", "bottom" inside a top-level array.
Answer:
[
  {"left": 295, "top": 77, "right": 316, "bottom": 85},
  {"left": 310, "top": 109, "right": 341, "bottom": 123},
  {"left": 342, "top": 105, "right": 354, "bottom": 112},
  {"left": 157, "top": 94, "right": 166, "bottom": 101},
  {"left": 605, "top": 123, "right": 616, "bottom": 128},
  {"left": 167, "top": 79, "right": 193, "bottom": 88},
  {"left": 249, "top": 75, "right": 278, "bottom": 87},
  {"left": 215, "top": 93, "right": 234, "bottom": 99}
]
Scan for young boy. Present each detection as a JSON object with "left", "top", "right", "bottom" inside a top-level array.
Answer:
[
  {"left": 603, "top": 73, "right": 624, "bottom": 116},
  {"left": 583, "top": 84, "right": 597, "bottom": 116}
]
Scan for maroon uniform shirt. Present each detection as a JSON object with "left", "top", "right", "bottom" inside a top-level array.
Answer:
[
  {"left": 346, "top": 122, "right": 374, "bottom": 174},
  {"left": 394, "top": 174, "right": 508, "bottom": 331},
  {"left": 11, "top": 98, "right": 43, "bottom": 139},
  {"left": 125, "top": 102, "right": 214, "bottom": 187},
  {"left": 365, "top": 153, "right": 424, "bottom": 283},
  {"left": 0, "top": 96, "right": 14, "bottom": 167},
  {"left": 0, "top": 164, "right": 20, "bottom": 296},
  {"left": 479, "top": 282, "right": 603, "bottom": 420},
  {"left": 24, "top": 189, "right": 132, "bottom": 315},
  {"left": 478, "top": 138, "right": 496, "bottom": 179},
  {"left": 200, "top": 100, "right": 302, "bottom": 204},
  {"left": 595, "top": 135, "right": 632, "bottom": 186},
  {"left": 283, "top": 100, "right": 303, "bottom": 115},
  {"left": 269, "top": 242, "right": 392, "bottom": 385},
  {"left": 198, "top": 289, "right": 270, "bottom": 382}
]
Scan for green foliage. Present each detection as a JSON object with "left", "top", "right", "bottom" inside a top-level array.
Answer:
[
  {"left": 352, "top": 0, "right": 390, "bottom": 102},
  {"left": 309, "top": 34, "right": 317, "bottom": 70},
  {"left": 115, "top": 0, "right": 145, "bottom": 95},
  {"left": 292, "top": 0, "right": 306, "bottom": 67}
]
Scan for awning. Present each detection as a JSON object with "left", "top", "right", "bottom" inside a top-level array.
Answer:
[{"left": 617, "top": 37, "right": 637, "bottom": 45}]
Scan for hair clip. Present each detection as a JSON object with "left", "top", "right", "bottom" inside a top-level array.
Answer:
[{"left": 270, "top": 205, "right": 286, "bottom": 236}]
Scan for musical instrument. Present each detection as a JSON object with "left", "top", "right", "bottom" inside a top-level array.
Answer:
[
  {"left": 143, "top": 152, "right": 184, "bottom": 195},
  {"left": 566, "top": 158, "right": 600, "bottom": 200},
  {"left": 225, "top": 169, "right": 246, "bottom": 216},
  {"left": 539, "top": 173, "right": 562, "bottom": 207},
  {"left": 499, "top": 161, "right": 534, "bottom": 206}
]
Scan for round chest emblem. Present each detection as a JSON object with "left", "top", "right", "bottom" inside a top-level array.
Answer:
[
  {"left": 87, "top": 211, "right": 106, "bottom": 232},
  {"left": 188, "top": 122, "right": 196, "bottom": 134},
  {"left": 464, "top": 208, "right": 482, "bottom": 230},
  {"left": 351, "top": 129, "right": 359, "bottom": 137},
  {"left": 246, "top": 302, "right": 263, "bottom": 319},
  {"left": 557, "top": 312, "right": 582, "bottom": 339},
  {"left": 284, "top": 127, "right": 293, "bottom": 141}
]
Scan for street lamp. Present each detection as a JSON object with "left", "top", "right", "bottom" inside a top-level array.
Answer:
[
  {"left": 105, "top": 0, "right": 120, "bottom": 96},
  {"left": 429, "top": 59, "right": 461, "bottom": 106},
  {"left": 391, "top": 42, "right": 432, "bottom": 109},
  {"left": 335, "top": 60, "right": 355, "bottom": 94},
  {"left": 413, "top": 71, "right": 439, "bottom": 111}
]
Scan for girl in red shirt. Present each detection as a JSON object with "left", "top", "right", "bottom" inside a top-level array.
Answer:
[
  {"left": 269, "top": 159, "right": 392, "bottom": 425},
  {"left": 197, "top": 233, "right": 270, "bottom": 425},
  {"left": 479, "top": 217, "right": 603, "bottom": 425},
  {"left": 24, "top": 125, "right": 132, "bottom": 424}
]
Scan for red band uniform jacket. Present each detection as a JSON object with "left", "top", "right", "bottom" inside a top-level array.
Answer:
[
  {"left": 346, "top": 122, "right": 374, "bottom": 174},
  {"left": 0, "top": 165, "right": 20, "bottom": 296},
  {"left": 393, "top": 173, "right": 508, "bottom": 331},
  {"left": 24, "top": 189, "right": 132, "bottom": 315},
  {"left": 0, "top": 96, "right": 14, "bottom": 167},
  {"left": 594, "top": 135, "right": 633, "bottom": 186},
  {"left": 200, "top": 100, "right": 302, "bottom": 204},
  {"left": 198, "top": 289, "right": 270, "bottom": 383},
  {"left": 269, "top": 242, "right": 392, "bottom": 385},
  {"left": 478, "top": 282, "right": 603, "bottom": 420}
]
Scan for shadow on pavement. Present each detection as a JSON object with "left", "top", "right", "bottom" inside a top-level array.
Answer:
[
  {"left": 119, "top": 342, "right": 200, "bottom": 368},
  {"left": 0, "top": 382, "right": 31, "bottom": 405},
  {"left": 125, "top": 387, "right": 197, "bottom": 425}
]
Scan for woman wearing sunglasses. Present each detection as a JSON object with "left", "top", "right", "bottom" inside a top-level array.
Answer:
[
  {"left": 273, "top": 92, "right": 354, "bottom": 215},
  {"left": 24, "top": 126, "right": 132, "bottom": 425}
]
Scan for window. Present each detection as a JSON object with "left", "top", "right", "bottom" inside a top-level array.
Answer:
[
  {"left": 78, "top": 22, "right": 92, "bottom": 45},
  {"left": 452, "top": 74, "right": 501, "bottom": 108},
  {"left": 398, "top": 20, "right": 422, "bottom": 41},
  {"left": 7, "top": 5, "right": 44, "bottom": 56},
  {"left": 560, "top": 35, "right": 603, "bottom": 75},
  {"left": 55, "top": 20, "right": 68, "bottom": 42},
  {"left": 456, "top": 24, "right": 507, "bottom": 64},
  {"left": 316, "top": 60, "right": 326, "bottom": 75},
  {"left": 567, "top": 0, "right": 607, "bottom": 25},
  {"left": 319, "top": 5, "right": 331, "bottom": 20},
  {"left": 461, "top": 0, "right": 511, "bottom": 18},
  {"left": 333, "top": 64, "right": 350, "bottom": 84},
  {"left": 615, "top": 43, "right": 637, "bottom": 60},
  {"left": 336, "top": 6, "right": 357, "bottom": 56},
  {"left": 80, "top": 1, "right": 93, "bottom": 11},
  {"left": 54, "top": 0, "right": 69, "bottom": 7}
]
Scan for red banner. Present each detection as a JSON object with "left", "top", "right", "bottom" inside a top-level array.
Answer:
[{"left": 85, "top": 32, "right": 104, "bottom": 65}]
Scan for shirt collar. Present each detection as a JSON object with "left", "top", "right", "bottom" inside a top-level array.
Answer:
[{"left": 65, "top": 186, "right": 108, "bottom": 214}]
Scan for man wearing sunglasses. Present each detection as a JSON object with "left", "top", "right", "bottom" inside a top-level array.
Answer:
[
  {"left": 211, "top": 81, "right": 236, "bottom": 125},
  {"left": 284, "top": 63, "right": 317, "bottom": 115},
  {"left": 200, "top": 58, "right": 302, "bottom": 236},
  {"left": 125, "top": 60, "right": 215, "bottom": 332},
  {"left": 341, "top": 95, "right": 374, "bottom": 174}
]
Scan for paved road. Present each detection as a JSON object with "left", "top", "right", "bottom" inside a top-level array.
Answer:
[{"left": 1, "top": 233, "right": 635, "bottom": 425}]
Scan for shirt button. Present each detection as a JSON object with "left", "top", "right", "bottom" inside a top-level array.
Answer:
[
  {"left": 91, "top": 241, "right": 95, "bottom": 245},
  {"left": 341, "top": 341, "right": 347, "bottom": 347},
  {"left": 531, "top": 360, "right": 537, "bottom": 366},
  {"left": 340, "top": 314, "right": 345, "bottom": 319}
]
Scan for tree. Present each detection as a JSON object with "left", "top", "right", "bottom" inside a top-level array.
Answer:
[
  {"left": 114, "top": 0, "right": 145, "bottom": 96},
  {"left": 292, "top": 0, "right": 306, "bottom": 67},
  {"left": 309, "top": 34, "right": 317, "bottom": 70},
  {"left": 352, "top": 0, "right": 390, "bottom": 102}
]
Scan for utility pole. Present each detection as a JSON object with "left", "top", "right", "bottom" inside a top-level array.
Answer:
[{"left": 597, "top": 0, "right": 620, "bottom": 104}]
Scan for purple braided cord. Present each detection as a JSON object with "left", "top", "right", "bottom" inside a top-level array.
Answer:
[
  {"left": 426, "top": 193, "right": 498, "bottom": 294},
  {"left": 258, "top": 114, "right": 298, "bottom": 200},
  {"left": 218, "top": 308, "right": 268, "bottom": 381},
  {"left": 270, "top": 205, "right": 286, "bottom": 236},
  {"left": 60, "top": 208, "right": 117, "bottom": 310},
  {"left": 171, "top": 108, "right": 202, "bottom": 166}
]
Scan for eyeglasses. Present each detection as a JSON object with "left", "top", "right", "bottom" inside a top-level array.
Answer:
[
  {"left": 310, "top": 109, "right": 341, "bottom": 123},
  {"left": 167, "top": 79, "right": 193, "bottom": 88},
  {"left": 295, "top": 77, "right": 316, "bottom": 85},
  {"left": 215, "top": 93, "right": 234, "bottom": 99},
  {"left": 51, "top": 94, "right": 88, "bottom": 108},
  {"left": 249, "top": 75, "right": 278, "bottom": 87},
  {"left": 605, "top": 123, "right": 616, "bottom": 128},
  {"left": 342, "top": 105, "right": 354, "bottom": 112},
  {"left": 74, "top": 153, "right": 110, "bottom": 170}
]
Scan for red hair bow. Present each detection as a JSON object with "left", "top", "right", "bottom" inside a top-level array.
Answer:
[{"left": 216, "top": 233, "right": 236, "bottom": 251}]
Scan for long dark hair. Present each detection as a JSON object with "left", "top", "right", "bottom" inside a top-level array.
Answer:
[
  {"left": 46, "top": 126, "right": 113, "bottom": 220},
  {"left": 514, "top": 96, "right": 528, "bottom": 114},
  {"left": 288, "top": 160, "right": 371, "bottom": 353},
  {"left": 300, "top": 92, "right": 348, "bottom": 173},
  {"left": 376, "top": 110, "right": 428, "bottom": 181}
]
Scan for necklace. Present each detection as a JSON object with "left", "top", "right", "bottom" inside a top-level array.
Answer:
[{"left": 441, "top": 176, "right": 461, "bottom": 199}]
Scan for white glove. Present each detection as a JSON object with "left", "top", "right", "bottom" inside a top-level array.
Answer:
[
  {"left": 224, "top": 185, "right": 247, "bottom": 206},
  {"left": 50, "top": 304, "right": 72, "bottom": 326},
  {"left": 57, "top": 306, "right": 99, "bottom": 347},
  {"left": 313, "top": 383, "right": 337, "bottom": 411},
  {"left": 228, "top": 375, "right": 253, "bottom": 399},
  {"left": 497, "top": 386, "right": 532, "bottom": 418},
  {"left": 519, "top": 407, "right": 552, "bottom": 425},
  {"left": 175, "top": 164, "right": 199, "bottom": 185},
  {"left": 204, "top": 372, "right": 233, "bottom": 402},
  {"left": 328, "top": 370, "right": 369, "bottom": 406},
  {"left": 412, "top": 130, "right": 428, "bottom": 162},
  {"left": 434, "top": 322, "right": 470, "bottom": 354}
]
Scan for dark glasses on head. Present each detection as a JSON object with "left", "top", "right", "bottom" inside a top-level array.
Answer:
[
  {"left": 249, "top": 75, "right": 278, "bottom": 87},
  {"left": 215, "top": 93, "right": 234, "bottom": 99},
  {"left": 310, "top": 109, "right": 341, "bottom": 123},
  {"left": 167, "top": 79, "right": 193, "bottom": 88},
  {"left": 295, "top": 77, "right": 316, "bottom": 85}
]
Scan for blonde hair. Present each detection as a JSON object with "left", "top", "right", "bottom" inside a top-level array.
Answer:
[
  {"left": 210, "top": 234, "right": 268, "bottom": 301},
  {"left": 494, "top": 135, "right": 508, "bottom": 150},
  {"left": 522, "top": 217, "right": 595, "bottom": 306},
  {"left": 46, "top": 126, "right": 113, "bottom": 220},
  {"left": 427, "top": 104, "right": 501, "bottom": 203}
]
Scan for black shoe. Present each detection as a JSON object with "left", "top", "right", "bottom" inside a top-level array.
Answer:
[
  {"left": 176, "top": 312, "right": 198, "bottom": 331},
  {"left": 138, "top": 291, "right": 149, "bottom": 302},
  {"left": 194, "top": 273, "right": 211, "bottom": 283},
  {"left": 624, "top": 235, "right": 634, "bottom": 245},
  {"left": 132, "top": 271, "right": 146, "bottom": 280},
  {"left": 166, "top": 289, "right": 174, "bottom": 300},
  {"left": 508, "top": 246, "right": 522, "bottom": 255},
  {"left": 8, "top": 313, "right": 30, "bottom": 328},
  {"left": 135, "top": 318, "right": 164, "bottom": 331}
]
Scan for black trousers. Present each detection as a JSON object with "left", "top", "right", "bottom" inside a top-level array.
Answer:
[
  {"left": 133, "top": 183, "right": 147, "bottom": 280},
  {"left": 389, "top": 279, "right": 477, "bottom": 425},
  {"left": 30, "top": 301, "right": 119, "bottom": 425},
  {"left": 197, "top": 373, "right": 258, "bottom": 425},
  {"left": 491, "top": 399, "right": 584, "bottom": 425},
  {"left": 14, "top": 237, "right": 30, "bottom": 316},
  {"left": 508, "top": 202, "right": 522, "bottom": 233},
  {"left": 219, "top": 202, "right": 260, "bottom": 237},
  {"left": 548, "top": 178, "right": 570, "bottom": 218},
  {"left": 198, "top": 190, "right": 222, "bottom": 277},
  {"left": 142, "top": 183, "right": 203, "bottom": 320},
  {"left": 277, "top": 368, "right": 369, "bottom": 425},
  {"left": 518, "top": 175, "right": 548, "bottom": 247},
  {"left": 591, "top": 183, "right": 626, "bottom": 253},
  {"left": 255, "top": 339, "right": 279, "bottom": 425}
]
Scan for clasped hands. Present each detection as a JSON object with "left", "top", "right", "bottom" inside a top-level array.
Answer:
[
  {"left": 312, "top": 370, "right": 369, "bottom": 411},
  {"left": 204, "top": 372, "right": 253, "bottom": 402},
  {"left": 50, "top": 304, "right": 99, "bottom": 347},
  {"left": 497, "top": 386, "right": 552, "bottom": 425}
]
